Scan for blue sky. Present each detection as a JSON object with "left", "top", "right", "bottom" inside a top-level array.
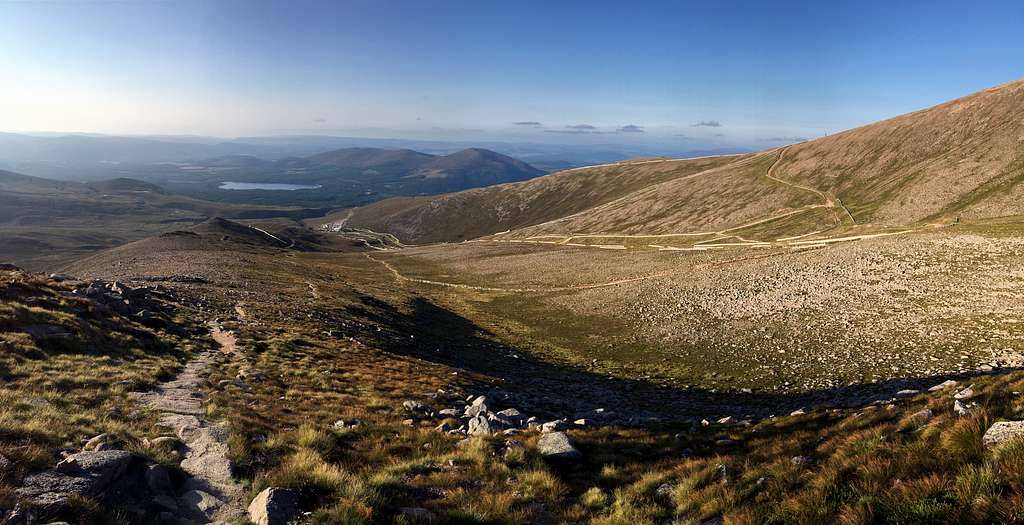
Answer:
[{"left": 1, "top": 0, "right": 1021, "bottom": 150}]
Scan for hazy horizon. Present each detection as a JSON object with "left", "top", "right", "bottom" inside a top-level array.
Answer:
[{"left": 2, "top": 0, "right": 1023, "bottom": 152}]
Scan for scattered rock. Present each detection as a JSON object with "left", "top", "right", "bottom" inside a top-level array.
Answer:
[
  {"left": 540, "top": 420, "right": 566, "bottom": 433},
  {"left": 954, "top": 399, "right": 979, "bottom": 417},
  {"left": 537, "top": 431, "right": 581, "bottom": 460},
  {"left": 247, "top": 487, "right": 299, "bottom": 525},
  {"left": 468, "top": 415, "right": 491, "bottom": 436},
  {"left": 791, "top": 456, "right": 812, "bottom": 466},
  {"left": 983, "top": 421, "right": 1024, "bottom": 448},
  {"left": 403, "top": 400, "right": 430, "bottom": 414},
  {"left": 465, "top": 403, "right": 488, "bottom": 418},
  {"left": 496, "top": 408, "right": 522, "bottom": 419},
  {"left": 895, "top": 389, "right": 919, "bottom": 397},
  {"left": 954, "top": 385, "right": 975, "bottom": 400}
]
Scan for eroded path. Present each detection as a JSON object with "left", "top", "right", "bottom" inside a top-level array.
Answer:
[{"left": 134, "top": 324, "right": 245, "bottom": 523}]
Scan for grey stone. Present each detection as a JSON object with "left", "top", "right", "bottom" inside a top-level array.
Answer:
[
  {"left": 954, "top": 385, "right": 976, "bottom": 400},
  {"left": 984, "top": 421, "right": 1024, "bottom": 448},
  {"left": 464, "top": 403, "right": 489, "bottom": 418},
  {"left": 15, "top": 451, "right": 132, "bottom": 510},
  {"left": 248, "top": 487, "right": 299, "bottom": 525},
  {"left": 496, "top": 408, "right": 522, "bottom": 419},
  {"left": 467, "top": 415, "right": 491, "bottom": 436},
  {"left": 540, "top": 420, "right": 566, "bottom": 433},
  {"left": 954, "top": 399, "right": 979, "bottom": 417},
  {"left": 537, "top": 431, "right": 581, "bottom": 460}
]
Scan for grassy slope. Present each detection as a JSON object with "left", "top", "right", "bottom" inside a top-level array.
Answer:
[
  {"left": 325, "top": 155, "right": 748, "bottom": 243},
  {"left": 0, "top": 269, "right": 207, "bottom": 519},
  {"left": 777, "top": 78, "right": 1024, "bottom": 225},
  {"left": 336, "top": 78, "right": 1024, "bottom": 246}
]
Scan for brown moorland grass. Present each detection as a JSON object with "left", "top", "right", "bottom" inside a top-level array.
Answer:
[{"left": 0, "top": 269, "right": 208, "bottom": 518}]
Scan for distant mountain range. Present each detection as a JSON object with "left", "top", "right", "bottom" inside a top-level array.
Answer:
[
  {"left": 135, "top": 146, "right": 547, "bottom": 208},
  {"left": 0, "top": 131, "right": 745, "bottom": 181}
]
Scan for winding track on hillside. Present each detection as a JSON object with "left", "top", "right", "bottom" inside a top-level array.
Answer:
[
  {"left": 343, "top": 146, "right": 927, "bottom": 265},
  {"left": 505, "top": 146, "right": 869, "bottom": 249}
]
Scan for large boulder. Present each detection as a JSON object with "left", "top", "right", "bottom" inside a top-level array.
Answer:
[
  {"left": 248, "top": 487, "right": 299, "bottom": 525},
  {"left": 984, "top": 421, "right": 1024, "bottom": 448},
  {"left": 537, "top": 432, "right": 582, "bottom": 460}
]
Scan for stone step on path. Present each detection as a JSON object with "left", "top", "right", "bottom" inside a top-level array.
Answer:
[{"left": 134, "top": 325, "right": 246, "bottom": 524}]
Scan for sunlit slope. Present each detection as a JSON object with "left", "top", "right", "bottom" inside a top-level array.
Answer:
[
  {"left": 508, "top": 151, "right": 832, "bottom": 239},
  {"left": 775, "top": 78, "right": 1024, "bottom": 225},
  {"left": 337, "top": 78, "right": 1024, "bottom": 244},
  {"left": 328, "top": 154, "right": 750, "bottom": 243}
]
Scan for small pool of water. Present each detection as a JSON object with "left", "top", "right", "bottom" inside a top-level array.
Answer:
[{"left": 219, "top": 181, "right": 322, "bottom": 191}]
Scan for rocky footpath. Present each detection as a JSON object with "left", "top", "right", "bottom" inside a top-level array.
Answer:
[{"left": 131, "top": 325, "right": 247, "bottom": 524}]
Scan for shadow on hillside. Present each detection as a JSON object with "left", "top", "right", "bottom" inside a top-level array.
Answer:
[{"left": 343, "top": 293, "right": 1019, "bottom": 421}]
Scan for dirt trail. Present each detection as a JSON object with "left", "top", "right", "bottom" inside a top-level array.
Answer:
[
  {"left": 764, "top": 146, "right": 856, "bottom": 225},
  {"left": 134, "top": 324, "right": 245, "bottom": 523}
]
